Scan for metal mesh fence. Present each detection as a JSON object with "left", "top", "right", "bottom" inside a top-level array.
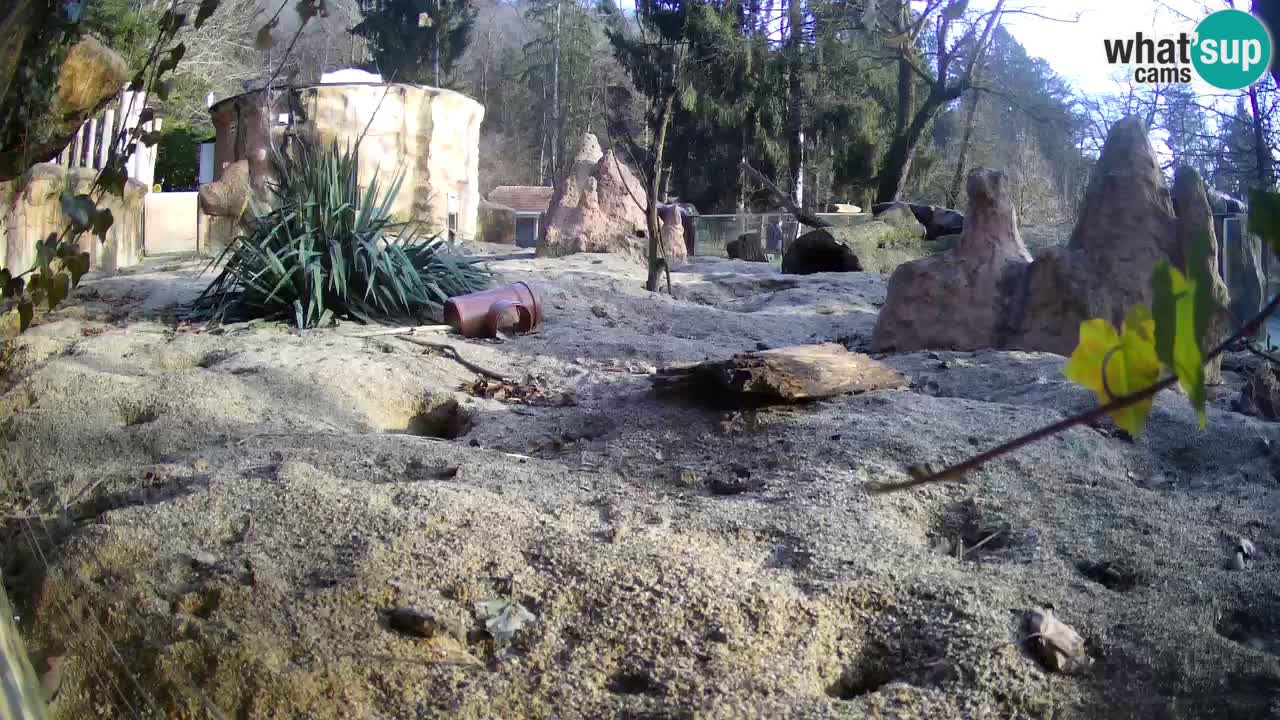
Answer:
[{"left": 691, "top": 212, "right": 873, "bottom": 258}]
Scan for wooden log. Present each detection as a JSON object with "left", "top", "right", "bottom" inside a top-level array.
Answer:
[{"left": 652, "top": 343, "right": 907, "bottom": 403}]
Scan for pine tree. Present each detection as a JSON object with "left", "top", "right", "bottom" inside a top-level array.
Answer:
[{"left": 353, "top": 0, "right": 477, "bottom": 87}]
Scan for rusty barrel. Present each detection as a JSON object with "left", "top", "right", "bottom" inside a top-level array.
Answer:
[{"left": 443, "top": 281, "right": 543, "bottom": 338}]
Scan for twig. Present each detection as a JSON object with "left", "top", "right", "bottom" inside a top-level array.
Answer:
[
  {"left": 394, "top": 336, "right": 508, "bottom": 381},
  {"left": 352, "top": 325, "right": 452, "bottom": 338},
  {"left": 962, "top": 529, "right": 1004, "bottom": 558},
  {"left": 869, "top": 292, "right": 1280, "bottom": 494}
]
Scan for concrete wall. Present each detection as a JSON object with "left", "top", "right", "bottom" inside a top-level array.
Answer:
[
  {"left": 206, "top": 83, "right": 484, "bottom": 247},
  {"left": 143, "top": 191, "right": 198, "bottom": 255},
  {"left": 0, "top": 163, "right": 146, "bottom": 274}
]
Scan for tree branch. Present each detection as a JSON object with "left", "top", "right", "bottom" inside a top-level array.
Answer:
[{"left": 869, "top": 291, "right": 1280, "bottom": 494}]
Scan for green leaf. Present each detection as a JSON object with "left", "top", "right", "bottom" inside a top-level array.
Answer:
[
  {"left": 1184, "top": 231, "right": 1217, "bottom": 352},
  {"left": 92, "top": 209, "right": 114, "bottom": 241},
  {"left": 1063, "top": 307, "right": 1163, "bottom": 435},
  {"left": 157, "top": 43, "right": 186, "bottom": 76},
  {"left": 156, "top": 79, "right": 174, "bottom": 102},
  {"left": 67, "top": 252, "right": 91, "bottom": 287},
  {"left": 45, "top": 273, "right": 69, "bottom": 310},
  {"left": 60, "top": 192, "right": 95, "bottom": 230},
  {"left": 194, "top": 0, "right": 220, "bottom": 28},
  {"left": 98, "top": 165, "right": 128, "bottom": 198},
  {"left": 6, "top": 276, "right": 24, "bottom": 299},
  {"left": 17, "top": 300, "right": 32, "bottom": 333},
  {"left": 1249, "top": 188, "right": 1280, "bottom": 256},
  {"left": 1151, "top": 262, "right": 1207, "bottom": 428},
  {"left": 255, "top": 19, "right": 278, "bottom": 51}
]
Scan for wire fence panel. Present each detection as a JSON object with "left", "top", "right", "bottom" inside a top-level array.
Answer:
[{"left": 691, "top": 212, "right": 871, "bottom": 258}]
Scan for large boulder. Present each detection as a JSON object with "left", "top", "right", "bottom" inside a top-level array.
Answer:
[
  {"left": 727, "top": 232, "right": 767, "bottom": 262},
  {"left": 1225, "top": 219, "right": 1267, "bottom": 335},
  {"left": 873, "top": 118, "right": 1236, "bottom": 375},
  {"left": 537, "top": 138, "right": 686, "bottom": 265},
  {"left": 782, "top": 229, "right": 863, "bottom": 274},
  {"left": 822, "top": 207, "right": 928, "bottom": 274},
  {"left": 872, "top": 201, "right": 964, "bottom": 240},
  {"left": 871, "top": 169, "right": 1031, "bottom": 352},
  {"left": 1008, "top": 117, "right": 1230, "bottom": 384},
  {"left": 0, "top": 35, "right": 129, "bottom": 181},
  {"left": 477, "top": 200, "right": 516, "bottom": 245}
]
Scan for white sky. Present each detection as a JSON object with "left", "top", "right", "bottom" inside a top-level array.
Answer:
[{"left": 993, "top": 0, "right": 1227, "bottom": 95}]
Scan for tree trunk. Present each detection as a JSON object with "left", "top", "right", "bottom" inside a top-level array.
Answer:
[
  {"left": 551, "top": 0, "right": 562, "bottom": 179},
  {"left": 785, "top": 0, "right": 806, "bottom": 208},
  {"left": 876, "top": 94, "right": 943, "bottom": 204},
  {"left": 947, "top": 90, "right": 981, "bottom": 207},
  {"left": 1250, "top": 84, "right": 1272, "bottom": 190},
  {"left": 646, "top": 92, "right": 675, "bottom": 292}
]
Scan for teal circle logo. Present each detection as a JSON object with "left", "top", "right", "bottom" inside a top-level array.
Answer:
[{"left": 1192, "top": 9, "right": 1272, "bottom": 90}]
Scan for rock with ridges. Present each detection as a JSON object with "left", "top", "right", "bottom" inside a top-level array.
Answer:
[
  {"left": 1009, "top": 117, "right": 1231, "bottom": 385},
  {"left": 871, "top": 169, "right": 1031, "bottom": 352},
  {"left": 538, "top": 144, "right": 687, "bottom": 265}
]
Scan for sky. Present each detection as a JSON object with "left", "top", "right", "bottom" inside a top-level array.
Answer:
[{"left": 992, "top": 0, "right": 1226, "bottom": 95}]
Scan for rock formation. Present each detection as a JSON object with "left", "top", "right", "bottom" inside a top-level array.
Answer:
[
  {"left": 781, "top": 230, "right": 864, "bottom": 274},
  {"left": 1009, "top": 117, "right": 1229, "bottom": 382},
  {"left": 872, "top": 116, "right": 1233, "bottom": 384},
  {"left": 1, "top": 35, "right": 129, "bottom": 181},
  {"left": 872, "top": 169, "right": 1030, "bottom": 351},
  {"left": 197, "top": 159, "right": 265, "bottom": 257},
  {"left": 477, "top": 200, "right": 516, "bottom": 245},
  {"left": 783, "top": 205, "right": 927, "bottom": 274},
  {"left": 537, "top": 133, "right": 687, "bottom": 265},
  {"left": 727, "top": 232, "right": 767, "bottom": 262},
  {"left": 871, "top": 201, "right": 965, "bottom": 241}
]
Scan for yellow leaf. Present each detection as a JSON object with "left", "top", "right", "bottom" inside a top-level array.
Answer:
[{"left": 1063, "top": 307, "right": 1163, "bottom": 435}]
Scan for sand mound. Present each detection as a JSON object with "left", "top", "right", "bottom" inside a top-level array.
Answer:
[{"left": 1, "top": 251, "right": 1277, "bottom": 719}]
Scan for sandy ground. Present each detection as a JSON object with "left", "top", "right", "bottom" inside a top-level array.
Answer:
[{"left": 2, "top": 247, "right": 1280, "bottom": 719}]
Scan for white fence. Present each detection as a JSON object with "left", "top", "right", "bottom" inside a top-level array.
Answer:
[{"left": 50, "top": 85, "right": 160, "bottom": 187}]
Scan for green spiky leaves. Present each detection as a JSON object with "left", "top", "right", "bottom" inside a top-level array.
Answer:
[{"left": 190, "top": 141, "right": 491, "bottom": 329}]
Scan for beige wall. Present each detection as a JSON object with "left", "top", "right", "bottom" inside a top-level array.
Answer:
[
  {"left": 143, "top": 191, "right": 198, "bottom": 255},
  {"left": 208, "top": 83, "right": 484, "bottom": 242},
  {"left": 0, "top": 163, "right": 146, "bottom": 274}
]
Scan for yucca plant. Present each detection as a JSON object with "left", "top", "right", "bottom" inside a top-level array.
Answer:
[{"left": 191, "top": 140, "right": 490, "bottom": 328}]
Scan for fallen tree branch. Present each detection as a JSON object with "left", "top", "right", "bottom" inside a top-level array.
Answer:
[
  {"left": 351, "top": 325, "right": 452, "bottom": 338},
  {"left": 737, "top": 160, "right": 831, "bottom": 229},
  {"left": 395, "top": 336, "right": 508, "bottom": 381},
  {"left": 869, "top": 291, "right": 1280, "bottom": 494}
]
